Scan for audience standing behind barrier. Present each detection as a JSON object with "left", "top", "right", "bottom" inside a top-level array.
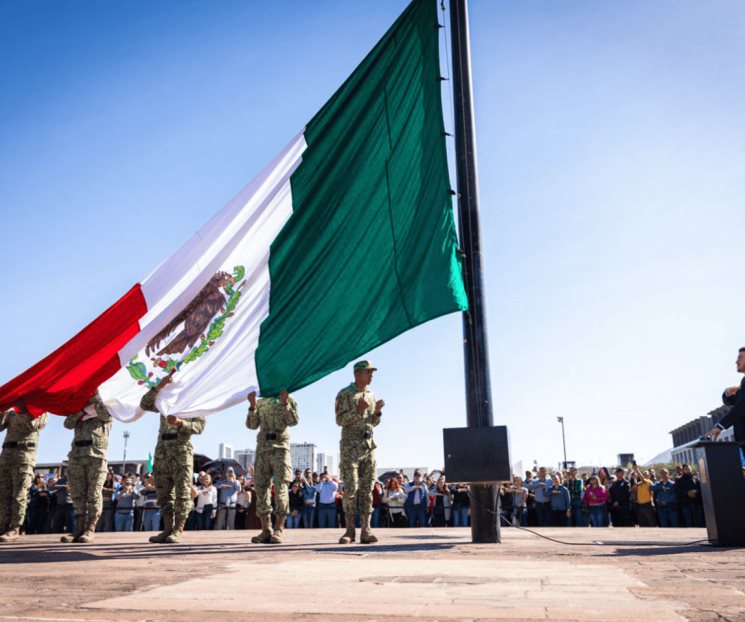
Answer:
[{"left": 8, "top": 461, "right": 713, "bottom": 536}]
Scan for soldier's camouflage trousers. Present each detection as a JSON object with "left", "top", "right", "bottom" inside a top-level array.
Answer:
[
  {"left": 68, "top": 456, "right": 108, "bottom": 520},
  {"left": 0, "top": 453, "right": 35, "bottom": 532},
  {"left": 340, "top": 449, "right": 376, "bottom": 515},
  {"left": 254, "top": 450, "right": 292, "bottom": 516},
  {"left": 153, "top": 456, "right": 193, "bottom": 522}
]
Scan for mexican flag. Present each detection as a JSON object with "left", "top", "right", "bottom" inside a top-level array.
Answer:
[{"left": 0, "top": 0, "right": 467, "bottom": 421}]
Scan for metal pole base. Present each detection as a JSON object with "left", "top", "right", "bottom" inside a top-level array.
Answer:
[{"left": 469, "top": 484, "right": 500, "bottom": 543}]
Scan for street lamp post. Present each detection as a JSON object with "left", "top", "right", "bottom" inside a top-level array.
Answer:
[
  {"left": 557, "top": 417, "right": 567, "bottom": 468},
  {"left": 122, "top": 430, "right": 130, "bottom": 474}
]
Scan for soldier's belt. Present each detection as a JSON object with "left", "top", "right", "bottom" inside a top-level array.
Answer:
[
  {"left": 161, "top": 433, "right": 178, "bottom": 440},
  {"left": 363, "top": 430, "right": 374, "bottom": 440},
  {"left": 265, "top": 432, "right": 278, "bottom": 441},
  {"left": 2, "top": 441, "right": 35, "bottom": 449},
  {"left": 74, "top": 440, "right": 93, "bottom": 447}
]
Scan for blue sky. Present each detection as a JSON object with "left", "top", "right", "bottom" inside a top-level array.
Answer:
[{"left": 2, "top": 1, "right": 745, "bottom": 472}]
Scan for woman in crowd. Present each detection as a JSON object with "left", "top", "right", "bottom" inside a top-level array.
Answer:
[
  {"left": 27, "top": 474, "right": 50, "bottom": 534},
  {"left": 450, "top": 483, "right": 470, "bottom": 528},
  {"left": 597, "top": 467, "right": 612, "bottom": 525},
  {"left": 430, "top": 475, "right": 452, "bottom": 527},
  {"left": 583, "top": 475, "right": 608, "bottom": 528},
  {"left": 286, "top": 481, "right": 305, "bottom": 528},
  {"left": 98, "top": 471, "right": 116, "bottom": 532},
  {"left": 382, "top": 476, "right": 407, "bottom": 527},
  {"left": 512, "top": 476, "right": 528, "bottom": 526},
  {"left": 371, "top": 480, "right": 385, "bottom": 528},
  {"left": 193, "top": 473, "right": 217, "bottom": 530}
]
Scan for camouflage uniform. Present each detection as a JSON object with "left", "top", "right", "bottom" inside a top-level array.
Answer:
[
  {"left": 336, "top": 362, "right": 382, "bottom": 544},
  {"left": 141, "top": 388, "right": 205, "bottom": 543},
  {"left": 246, "top": 396, "right": 298, "bottom": 543},
  {"left": 0, "top": 409, "right": 48, "bottom": 541},
  {"left": 336, "top": 383, "right": 381, "bottom": 515},
  {"left": 61, "top": 393, "right": 113, "bottom": 542}
]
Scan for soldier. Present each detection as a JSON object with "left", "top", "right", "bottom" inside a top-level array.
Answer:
[
  {"left": 246, "top": 389, "right": 298, "bottom": 544},
  {"left": 140, "top": 375, "right": 205, "bottom": 544},
  {"left": 336, "top": 360, "right": 384, "bottom": 545},
  {"left": 0, "top": 400, "right": 48, "bottom": 543},
  {"left": 60, "top": 391, "right": 113, "bottom": 543}
]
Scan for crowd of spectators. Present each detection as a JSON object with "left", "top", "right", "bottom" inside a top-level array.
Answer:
[
  {"left": 500, "top": 463, "right": 705, "bottom": 528},
  {"left": 19, "top": 461, "right": 706, "bottom": 534}
]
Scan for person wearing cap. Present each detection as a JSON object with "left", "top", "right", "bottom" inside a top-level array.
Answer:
[
  {"left": 336, "top": 360, "right": 385, "bottom": 544},
  {"left": 246, "top": 389, "right": 299, "bottom": 544},
  {"left": 60, "top": 391, "right": 113, "bottom": 543},
  {"left": 140, "top": 375, "right": 206, "bottom": 544}
]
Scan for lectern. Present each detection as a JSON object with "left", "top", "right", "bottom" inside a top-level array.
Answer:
[{"left": 693, "top": 440, "right": 745, "bottom": 547}]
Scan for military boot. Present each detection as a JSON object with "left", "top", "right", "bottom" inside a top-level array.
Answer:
[
  {"left": 251, "top": 515, "right": 273, "bottom": 544},
  {"left": 360, "top": 513, "right": 378, "bottom": 544},
  {"left": 149, "top": 510, "right": 174, "bottom": 544},
  {"left": 165, "top": 515, "right": 186, "bottom": 544},
  {"left": 338, "top": 513, "right": 356, "bottom": 544},
  {"left": 0, "top": 528, "right": 20, "bottom": 543},
  {"left": 60, "top": 514, "right": 85, "bottom": 543},
  {"left": 270, "top": 514, "right": 286, "bottom": 544},
  {"left": 78, "top": 514, "right": 100, "bottom": 543}
]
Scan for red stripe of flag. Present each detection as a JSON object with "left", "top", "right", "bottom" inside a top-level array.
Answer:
[{"left": 0, "top": 284, "right": 147, "bottom": 416}]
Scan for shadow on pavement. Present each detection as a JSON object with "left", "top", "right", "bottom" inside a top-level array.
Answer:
[{"left": 0, "top": 538, "right": 459, "bottom": 564}]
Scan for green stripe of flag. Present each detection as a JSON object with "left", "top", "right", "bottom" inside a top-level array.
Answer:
[{"left": 256, "top": 0, "right": 467, "bottom": 394}]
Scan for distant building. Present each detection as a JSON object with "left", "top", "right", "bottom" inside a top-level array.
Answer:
[
  {"left": 669, "top": 406, "right": 734, "bottom": 465},
  {"left": 218, "top": 443, "right": 234, "bottom": 460},
  {"left": 643, "top": 449, "right": 674, "bottom": 467},
  {"left": 316, "top": 452, "right": 335, "bottom": 475},
  {"left": 290, "top": 443, "right": 316, "bottom": 472},
  {"left": 234, "top": 448, "right": 256, "bottom": 470}
]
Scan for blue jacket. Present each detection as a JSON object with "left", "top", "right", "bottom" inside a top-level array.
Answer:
[
  {"left": 404, "top": 482, "right": 429, "bottom": 508},
  {"left": 302, "top": 483, "right": 318, "bottom": 507},
  {"left": 652, "top": 480, "right": 677, "bottom": 507},
  {"left": 549, "top": 485, "right": 571, "bottom": 511}
]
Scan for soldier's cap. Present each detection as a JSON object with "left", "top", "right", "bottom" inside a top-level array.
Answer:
[{"left": 353, "top": 360, "right": 377, "bottom": 371}]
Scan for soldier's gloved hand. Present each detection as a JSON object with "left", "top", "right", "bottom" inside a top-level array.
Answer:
[
  {"left": 166, "top": 415, "right": 182, "bottom": 427},
  {"left": 279, "top": 390, "right": 289, "bottom": 405},
  {"left": 375, "top": 399, "right": 385, "bottom": 414},
  {"left": 356, "top": 397, "right": 368, "bottom": 413},
  {"left": 247, "top": 391, "right": 257, "bottom": 409}
]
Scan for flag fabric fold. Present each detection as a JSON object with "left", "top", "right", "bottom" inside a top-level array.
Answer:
[{"left": 0, "top": 0, "right": 467, "bottom": 420}]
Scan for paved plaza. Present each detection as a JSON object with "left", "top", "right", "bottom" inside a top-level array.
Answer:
[{"left": 0, "top": 527, "right": 743, "bottom": 621}]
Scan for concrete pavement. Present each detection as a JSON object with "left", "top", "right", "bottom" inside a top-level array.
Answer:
[{"left": 0, "top": 527, "right": 743, "bottom": 621}]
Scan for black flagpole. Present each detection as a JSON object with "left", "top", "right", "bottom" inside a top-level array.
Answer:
[{"left": 449, "top": 0, "right": 500, "bottom": 544}]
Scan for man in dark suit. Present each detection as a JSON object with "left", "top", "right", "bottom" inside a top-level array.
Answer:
[{"left": 707, "top": 346, "right": 745, "bottom": 446}]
